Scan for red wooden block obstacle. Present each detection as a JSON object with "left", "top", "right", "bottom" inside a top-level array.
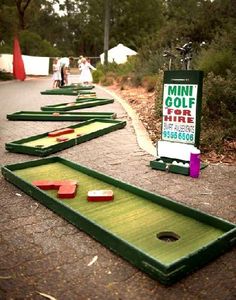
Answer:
[
  {"left": 87, "top": 190, "right": 114, "bottom": 202},
  {"left": 52, "top": 180, "right": 78, "bottom": 188},
  {"left": 32, "top": 179, "right": 78, "bottom": 199},
  {"left": 58, "top": 184, "right": 77, "bottom": 199},
  {"left": 48, "top": 128, "right": 74, "bottom": 137},
  {"left": 56, "top": 136, "right": 69, "bottom": 142},
  {"left": 32, "top": 180, "right": 54, "bottom": 190}
]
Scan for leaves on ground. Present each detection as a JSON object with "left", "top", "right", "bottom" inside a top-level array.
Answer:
[
  {"left": 37, "top": 292, "right": 57, "bottom": 300},
  {"left": 107, "top": 84, "right": 236, "bottom": 165}
]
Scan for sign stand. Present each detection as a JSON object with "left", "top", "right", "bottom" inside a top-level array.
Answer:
[{"left": 150, "top": 70, "right": 208, "bottom": 175}]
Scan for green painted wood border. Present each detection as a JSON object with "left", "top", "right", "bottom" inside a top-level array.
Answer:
[
  {"left": 40, "top": 99, "right": 114, "bottom": 111},
  {"left": 77, "top": 90, "right": 96, "bottom": 94},
  {"left": 40, "top": 86, "right": 94, "bottom": 95},
  {"left": 75, "top": 98, "right": 110, "bottom": 103},
  {"left": 5, "top": 119, "right": 126, "bottom": 157},
  {"left": 7, "top": 111, "right": 116, "bottom": 121},
  {"left": 1, "top": 156, "right": 235, "bottom": 285},
  {"left": 41, "top": 89, "right": 78, "bottom": 96},
  {"left": 150, "top": 159, "right": 208, "bottom": 176},
  {"left": 61, "top": 85, "right": 94, "bottom": 90}
]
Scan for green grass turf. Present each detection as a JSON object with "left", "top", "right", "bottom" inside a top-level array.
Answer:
[
  {"left": 53, "top": 99, "right": 107, "bottom": 108},
  {"left": 14, "top": 162, "right": 224, "bottom": 265}
]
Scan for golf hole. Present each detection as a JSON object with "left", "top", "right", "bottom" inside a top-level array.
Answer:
[
  {"left": 156, "top": 231, "right": 180, "bottom": 242},
  {"left": 35, "top": 145, "right": 44, "bottom": 148}
]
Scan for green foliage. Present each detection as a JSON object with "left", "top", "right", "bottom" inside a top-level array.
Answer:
[
  {"left": 19, "top": 30, "right": 60, "bottom": 56},
  {"left": 200, "top": 72, "right": 236, "bottom": 149},
  {"left": 193, "top": 26, "right": 236, "bottom": 149},
  {"left": 0, "top": 71, "right": 14, "bottom": 81},
  {"left": 116, "top": 56, "right": 138, "bottom": 76},
  {"left": 0, "top": 43, "right": 12, "bottom": 53},
  {"left": 134, "top": 49, "right": 165, "bottom": 77},
  {"left": 196, "top": 48, "right": 234, "bottom": 76},
  {"left": 194, "top": 27, "right": 236, "bottom": 76},
  {"left": 154, "top": 70, "right": 164, "bottom": 118},
  {"left": 0, "top": 3, "right": 17, "bottom": 44},
  {"left": 92, "top": 69, "right": 104, "bottom": 83},
  {"left": 100, "top": 76, "right": 114, "bottom": 86},
  {"left": 94, "top": 56, "right": 138, "bottom": 86},
  {"left": 110, "top": 0, "right": 164, "bottom": 50},
  {"left": 96, "top": 57, "right": 135, "bottom": 75}
]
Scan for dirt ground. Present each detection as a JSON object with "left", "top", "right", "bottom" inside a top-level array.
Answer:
[{"left": 106, "top": 83, "right": 236, "bottom": 165}]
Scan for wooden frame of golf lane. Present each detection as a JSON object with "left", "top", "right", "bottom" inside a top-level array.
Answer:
[
  {"left": 7, "top": 111, "right": 116, "bottom": 121},
  {"left": 2, "top": 156, "right": 235, "bottom": 285},
  {"left": 40, "top": 98, "right": 114, "bottom": 111},
  {"left": 5, "top": 119, "right": 126, "bottom": 156}
]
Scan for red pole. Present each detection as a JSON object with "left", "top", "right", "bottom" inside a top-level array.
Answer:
[{"left": 13, "top": 36, "right": 26, "bottom": 81}]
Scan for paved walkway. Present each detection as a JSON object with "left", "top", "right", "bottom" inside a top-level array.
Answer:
[{"left": 0, "top": 75, "right": 235, "bottom": 300}]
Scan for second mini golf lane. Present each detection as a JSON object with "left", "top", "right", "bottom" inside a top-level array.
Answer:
[{"left": 22, "top": 121, "right": 114, "bottom": 148}]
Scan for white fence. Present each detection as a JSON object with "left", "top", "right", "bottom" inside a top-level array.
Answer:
[{"left": 0, "top": 53, "right": 50, "bottom": 76}]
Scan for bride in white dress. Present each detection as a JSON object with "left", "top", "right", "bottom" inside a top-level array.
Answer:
[{"left": 79, "top": 58, "right": 96, "bottom": 84}]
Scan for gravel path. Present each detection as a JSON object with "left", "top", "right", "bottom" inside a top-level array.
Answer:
[{"left": 0, "top": 75, "right": 235, "bottom": 300}]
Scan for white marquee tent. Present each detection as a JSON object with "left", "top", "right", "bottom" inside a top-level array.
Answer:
[{"left": 100, "top": 43, "right": 137, "bottom": 64}]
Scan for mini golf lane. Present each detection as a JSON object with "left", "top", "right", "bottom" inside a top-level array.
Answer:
[
  {"left": 23, "top": 122, "right": 115, "bottom": 147},
  {"left": 16, "top": 162, "right": 224, "bottom": 264},
  {"left": 41, "top": 98, "right": 114, "bottom": 111},
  {"left": 5, "top": 119, "right": 126, "bottom": 156},
  {"left": 6, "top": 111, "right": 116, "bottom": 121},
  {"left": 2, "top": 157, "right": 235, "bottom": 284}
]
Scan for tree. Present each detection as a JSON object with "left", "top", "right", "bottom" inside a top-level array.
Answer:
[
  {"left": 15, "top": 0, "right": 32, "bottom": 30},
  {"left": 110, "top": 0, "right": 164, "bottom": 50},
  {"left": 0, "top": 1, "right": 18, "bottom": 48},
  {"left": 19, "top": 30, "right": 60, "bottom": 56}
]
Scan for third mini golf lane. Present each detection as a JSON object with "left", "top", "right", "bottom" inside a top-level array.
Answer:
[{"left": 7, "top": 111, "right": 116, "bottom": 121}]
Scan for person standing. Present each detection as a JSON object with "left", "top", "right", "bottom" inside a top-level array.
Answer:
[
  {"left": 60, "top": 63, "right": 65, "bottom": 87},
  {"left": 79, "top": 57, "right": 96, "bottom": 85},
  {"left": 59, "top": 57, "right": 70, "bottom": 87},
  {"left": 78, "top": 55, "right": 84, "bottom": 75},
  {"left": 64, "top": 65, "right": 70, "bottom": 85},
  {"left": 52, "top": 58, "right": 61, "bottom": 88}
]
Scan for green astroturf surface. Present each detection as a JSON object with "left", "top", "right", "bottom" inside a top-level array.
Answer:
[
  {"left": 14, "top": 162, "right": 224, "bottom": 265},
  {"left": 22, "top": 122, "right": 112, "bottom": 148},
  {"left": 54, "top": 99, "right": 107, "bottom": 108}
]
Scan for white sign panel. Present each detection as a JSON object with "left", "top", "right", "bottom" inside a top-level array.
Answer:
[{"left": 162, "top": 84, "right": 198, "bottom": 144}]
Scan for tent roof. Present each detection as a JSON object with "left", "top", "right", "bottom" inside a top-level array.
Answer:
[
  {"left": 105, "top": 43, "right": 137, "bottom": 56},
  {"left": 100, "top": 43, "right": 137, "bottom": 64}
]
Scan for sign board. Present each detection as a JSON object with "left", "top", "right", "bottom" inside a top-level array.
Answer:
[{"left": 161, "top": 71, "right": 203, "bottom": 147}]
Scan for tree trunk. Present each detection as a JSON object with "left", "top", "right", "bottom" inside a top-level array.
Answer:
[
  {"left": 104, "top": 0, "right": 111, "bottom": 66},
  {"left": 15, "top": 0, "right": 32, "bottom": 30}
]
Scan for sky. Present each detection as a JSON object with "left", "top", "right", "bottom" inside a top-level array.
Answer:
[{"left": 52, "top": 0, "right": 66, "bottom": 16}]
